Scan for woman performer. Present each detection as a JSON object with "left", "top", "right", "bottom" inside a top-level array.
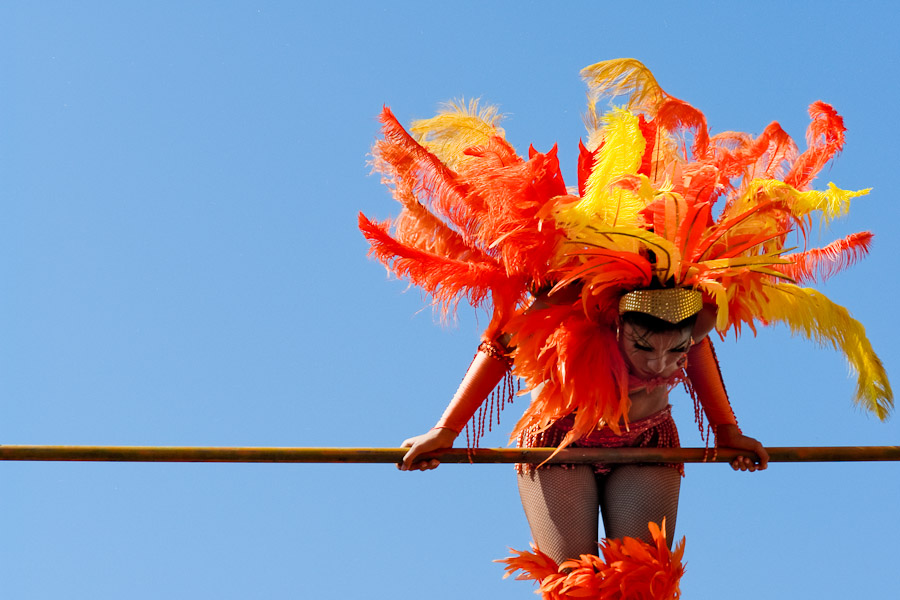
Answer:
[
  {"left": 400, "top": 289, "right": 765, "bottom": 548},
  {"left": 360, "top": 59, "right": 891, "bottom": 599}
]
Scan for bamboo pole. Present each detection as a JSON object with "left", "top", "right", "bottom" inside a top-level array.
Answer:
[{"left": 0, "top": 445, "right": 898, "bottom": 464}]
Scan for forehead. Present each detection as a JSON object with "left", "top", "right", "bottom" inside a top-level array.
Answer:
[{"left": 622, "top": 322, "right": 691, "bottom": 348}]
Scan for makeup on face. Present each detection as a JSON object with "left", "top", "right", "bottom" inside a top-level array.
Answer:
[{"left": 619, "top": 322, "right": 692, "bottom": 379}]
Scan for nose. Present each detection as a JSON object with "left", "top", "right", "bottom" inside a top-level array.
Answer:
[{"left": 646, "top": 353, "right": 673, "bottom": 375}]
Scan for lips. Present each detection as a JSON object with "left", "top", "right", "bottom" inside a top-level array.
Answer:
[{"left": 639, "top": 366, "right": 677, "bottom": 379}]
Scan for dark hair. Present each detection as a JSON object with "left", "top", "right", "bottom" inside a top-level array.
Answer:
[{"left": 621, "top": 311, "right": 696, "bottom": 334}]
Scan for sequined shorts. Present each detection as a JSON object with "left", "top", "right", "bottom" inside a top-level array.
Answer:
[{"left": 516, "top": 405, "right": 683, "bottom": 476}]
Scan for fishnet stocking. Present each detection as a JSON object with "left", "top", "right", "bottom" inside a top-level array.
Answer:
[
  {"left": 517, "top": 464, "right": 680, "bottom": 565},
  {"left": 601, "top": 465, "right": 680, "bottom": 544},
  {"left": 517, "top": 465, "right": 599, "bottom": 564}
]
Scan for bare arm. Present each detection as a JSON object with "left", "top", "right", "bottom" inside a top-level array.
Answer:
[
  {"left": 399, "top": 343, "right": 510, "bottom": 471},
  {"left": 687, "top": 305, "right": 768, "bottom": 472}
]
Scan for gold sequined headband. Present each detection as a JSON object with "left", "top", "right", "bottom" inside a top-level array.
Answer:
[{"left": 618, "top": 288, "right": 703, "bottom": 324}]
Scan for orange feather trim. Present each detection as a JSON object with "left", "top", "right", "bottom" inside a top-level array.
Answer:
[
  {"left": 498, "top": 520, "right": 685, "bottom": 600},
  {"left": 507, "top": 304, "right": 630, "bottom": 450}
]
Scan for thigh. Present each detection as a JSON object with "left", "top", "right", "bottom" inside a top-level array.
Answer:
[
  {"left": 517, "top": 465, "right": 599, "bottom": 564},
  {"left": 600, "top": 465, "right": 681, "bottom": 547}
]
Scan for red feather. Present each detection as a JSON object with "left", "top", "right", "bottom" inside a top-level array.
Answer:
[
  {"left": 777, "top": 231, "right": 873, "bottom": 283},
  {"left": 636, "top": 113, "right": 657, "bottom": 178},
  {"left": 577, "top": 139, "right": 598, "bottom": 198},
  {"left": 376, "top": 108, "right": 478, "bottom": 240},
  {"left": 655, "top": 97, "right": 709, "bottom": 160},
  {"left": 784, "top": 101, "right": 846, "bottom": 190},
  {"left": 358, "top": 213, "right": 523, "bottom": 326}
]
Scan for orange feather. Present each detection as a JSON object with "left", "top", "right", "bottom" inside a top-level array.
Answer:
[
  {"left": 777, "top": 232, "right": 873, "bottom": 283},
  {"left": 497, "top": 520, "right": 685, "bottom": 600}
]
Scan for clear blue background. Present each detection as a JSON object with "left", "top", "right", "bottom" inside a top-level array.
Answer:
[{"left": 1, "top": 2, "right": 898, "bottom": 598}]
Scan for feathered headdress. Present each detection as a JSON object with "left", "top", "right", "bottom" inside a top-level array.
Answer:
[{"left": 360, "top": 59, "right": 892, "bottom": 449}]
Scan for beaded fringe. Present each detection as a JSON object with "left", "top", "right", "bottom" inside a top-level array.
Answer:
[
  {"left": 463, "top": 341, "right": 520, "bottom": 454},
  {"left": 683, "top": 338, "right": 740, "bottom": 462}
]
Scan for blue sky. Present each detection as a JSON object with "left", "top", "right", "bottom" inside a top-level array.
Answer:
[{"left": 1, "top": 2, "right": 898, "bottom": 598}]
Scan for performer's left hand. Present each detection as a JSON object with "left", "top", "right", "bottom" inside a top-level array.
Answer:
[{"left": 715, "top": 424, "right": 769, "bottom": 472}]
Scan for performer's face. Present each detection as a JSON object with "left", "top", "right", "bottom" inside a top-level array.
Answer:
[{"left": 619, "top": 322, "right": 692, "bottom": 379}]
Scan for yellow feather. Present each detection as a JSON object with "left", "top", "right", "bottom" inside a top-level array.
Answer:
[
  {"left": 697, "top": 280, "right": 730, "bottom": 330},
  {"left": 756, "top": 283, "right": 892, "bottom": 419},
  {"left": 580, "top": 58, "right": 666, "bottom": 138},
  {"left": 568, "top": 225, "right": 681, "bottom": 283},
  {"left": 409, "top": 99, "right": 505, "bottom": 170},
  {"left": 791, "top": 182, "right": 871, "bottom": 224},
  {"left": 559, "top": 108, "right": 647, "bottom": 236},
  {"left": 700, "top": 254, "right": 791, "bottom": 273},
  {"left": 725, "top": 179, "right": 870, "bottom": 226}
]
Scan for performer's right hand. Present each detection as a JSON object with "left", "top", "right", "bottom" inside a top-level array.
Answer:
[{"left": 399, "top": 427, "right": 458, "bottom": 471}]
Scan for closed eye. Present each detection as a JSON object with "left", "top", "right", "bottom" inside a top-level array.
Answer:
[{"left": 635, "top": 344, "right": 654, "bottom": 352}]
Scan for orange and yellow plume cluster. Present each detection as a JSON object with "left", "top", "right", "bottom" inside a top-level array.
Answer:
[{"left": 360, "top": 58, "right": 892, "bottom": 447}]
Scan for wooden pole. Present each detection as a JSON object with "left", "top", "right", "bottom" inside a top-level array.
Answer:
[{"left": 0, "top": 445, "right": 898, "bottom": 464}]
